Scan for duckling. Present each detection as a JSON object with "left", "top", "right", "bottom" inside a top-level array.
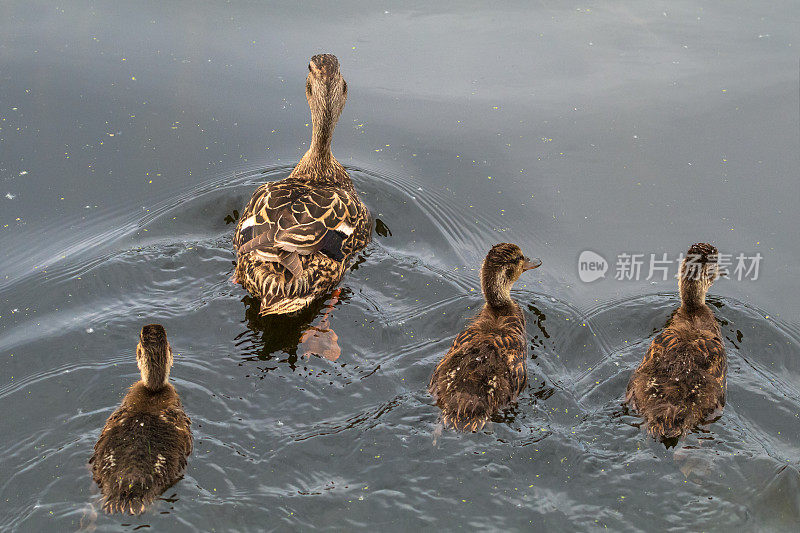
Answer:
[
  {"left": 429, "top": 243, "right": 542, "bottom": 431},
  {"left": 233, "top": 53, "right": 372, "bottom": 315},
  {"left": 626, "top": 242, "right": 726, "bottom": 441},
  {"left": 90, "top": 325, "right": 192, "bottom": 514}
]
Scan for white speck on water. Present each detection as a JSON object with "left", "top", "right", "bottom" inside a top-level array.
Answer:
[
  {"left": 86, "top": 327, "right": 94, "bottom": 333},
  {"left": 18, "top": 171, "right": 28, "bottom": 176},
  {"left": 277, "top": 420, "right": 284, "bottom": 426},
  {"left": 5, "top": 193, "right": 15, "bottom": 200},
  {"left": 11, "top": 308, "right": 19, "bottom": 313}
]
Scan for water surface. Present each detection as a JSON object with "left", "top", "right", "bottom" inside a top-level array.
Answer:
[{"left": 1, "top": 1, "right": 799, "bottom": 531}]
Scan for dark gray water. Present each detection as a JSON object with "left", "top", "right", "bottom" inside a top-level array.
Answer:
[{"left": 1, "top": 1, "right": 799, "bottom": 531}]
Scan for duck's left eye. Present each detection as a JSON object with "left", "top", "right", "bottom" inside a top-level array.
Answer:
[{"left": 342, "top": 80, "right": 348, "bottom": 96}]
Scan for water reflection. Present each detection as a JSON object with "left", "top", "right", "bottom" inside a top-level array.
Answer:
[
  {"left": 526, "top": 302, "right": 551, "bottom": 351},
  {"left": 2, "top": 0, "right": 799, "bottom": 528},
  {"left": 235, "top": 289, "right": 349, "bottom": 374}
]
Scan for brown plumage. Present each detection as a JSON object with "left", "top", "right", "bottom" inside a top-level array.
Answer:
[
  {"left": 626, "top": 243, "right": 726, "bottom": 441},
  {"left": 90, "top": 325, "right": 193, "bottom": 514},
  {"left": 429, "top": 243, "right": 542, "bottom": 431},
  {"left": 233, "top": 53, "right": 371, "bottom": 315}
]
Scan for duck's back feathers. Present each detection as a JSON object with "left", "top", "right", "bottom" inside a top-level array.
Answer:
[
  {"left": 90, "top": 383, "right": 192, "bottom": 514},
  {"left": 233, "top": 177, "right": 371, "bottom": 314},
  {"left": 235, "top": 179, "right": 362, "bottom": 256},
  {"left": 429, "top": 307, "right": 527, "bottom": 431},
  {"left": 626, "top": 309, "right": 726, "bottom": 440}
]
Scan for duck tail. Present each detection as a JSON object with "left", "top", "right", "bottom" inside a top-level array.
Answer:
[
  {"left": 102, "top": 494, "right": 148, "bottom": 516},
  {"left": 644, "top": 402, "right": 690, "bottom": 440},
  {"left": 99, "top": 473, "right": 157, "bottom": 515},
  {"left": 429, "top": 351, "right": 513, "bottom": 432},
  {"left": 438, "top": 391, "right": 493, "bottom": 432}
]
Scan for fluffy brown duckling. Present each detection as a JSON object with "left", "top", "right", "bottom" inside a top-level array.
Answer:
[
  {"left": 90, "top": 325, "right": 193, "bottom": 514},
  {"left": 626, "top": 242, "right": 726, "bottom": 441},
  {"left": 232, "top": 53, "right": 371, "bottom": 315},
  {"left": 429, "top": 243, "right": 542, "bottom": 431}
]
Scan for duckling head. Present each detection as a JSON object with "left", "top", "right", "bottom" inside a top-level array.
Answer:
[
  {"left": 480, "top": 243, "right": 542, "bottom": 307},
  {"left": 678, "top": 242, "right": 720, "bottom": 309},
  {"left": 305, "top": 54, "right": 347, "bottom": 154},
  {"left": 136, "top": 324, "right": 173, "bottom": 391}
]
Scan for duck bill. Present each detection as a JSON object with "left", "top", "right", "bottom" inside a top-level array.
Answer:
[{"left": 522, "top": 257, "right": 542, "bottom": 271}]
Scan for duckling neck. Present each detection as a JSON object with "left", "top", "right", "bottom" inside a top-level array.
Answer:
[
  {"left": 142, "top": 372, "right": 168, "bottom": 392},
  {"left": 140, "top": 359, "right": 169, "bottom": 392},
  {"left": 481, "top": 275, "right": 514, "bottom": 309},
  {"left": 679, "top": 279, "right": 706, "bottom": 310}
]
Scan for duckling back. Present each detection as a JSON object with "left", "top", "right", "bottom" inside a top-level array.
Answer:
[
  {"left": 90, "top": 383, "right": 192, "bottom": 514},
  {"left": 429, "top": 311, "right": 528, "bottom": 432},
  {"left": 626, "top": 308, "right": 726, "bottom": 440}
]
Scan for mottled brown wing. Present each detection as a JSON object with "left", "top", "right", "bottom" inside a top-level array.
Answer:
[
  {"left": 626, "top": 325, "right": 726, "bottom": 439},
  {"left": 695, "top": 331, "right": 727, "bottom": 401},
  {"left": 626, "top": 330, "right": 670, "bottom": 405},
  {"left": 642, "top": 330, "right": 670, "bottom": 367},
  {"left": 161, "top": 405, "right": 194, "bottom": 455},
  {"left": 630, "top": 328, "right": 726, "bottom": 388},
  {"left": 509, "top": 333, "right": 528, "bottom": 396},
  {"left": 494, "top": 324, "right": 527, "bottom": 396},
  {"left": 90, "top": 401, "right": 193, "bottom": 514},
  {"left": 90, "top": 408, "right": 126, "bottom": 477},
  {"left": 429, "top": 317, "right": 527, "bottom": 431},
  {"left": 235, "top": 178, "right": 360, "bottom": 256},
  {"left": 437, "top": 316, "right": 527, "bottom": 396}
]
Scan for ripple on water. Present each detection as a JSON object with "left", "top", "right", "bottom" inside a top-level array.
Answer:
[{"left": 2, "top": 165, "right": 800, "bottom": 531}]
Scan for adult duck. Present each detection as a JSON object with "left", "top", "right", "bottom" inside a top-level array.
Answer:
[{"left": 232, "top": 54, "right": 371, "bottom": 315}]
